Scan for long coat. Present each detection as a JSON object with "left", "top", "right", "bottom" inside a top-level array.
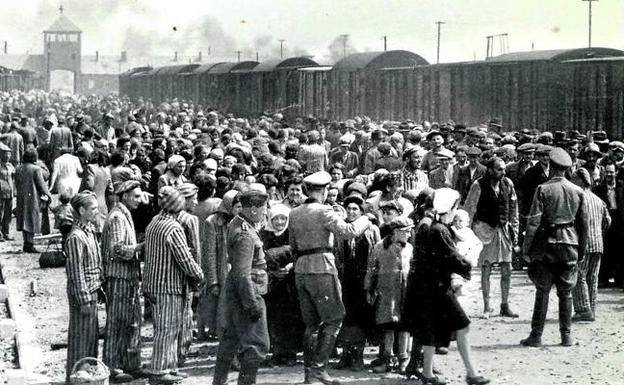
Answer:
[{"left": 16, "top": 162, "right": 50, "bottom": 233}]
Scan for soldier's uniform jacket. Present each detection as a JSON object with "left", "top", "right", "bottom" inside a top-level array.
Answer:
[
  {"left": 226, "top": 214, "right": 268, "bottom": 313},
  {"left": 523, "top": 176, "right": 589, "bottom": 264},
  {"left": 289, "top": 198, "right": 370, "bottom": 276}
]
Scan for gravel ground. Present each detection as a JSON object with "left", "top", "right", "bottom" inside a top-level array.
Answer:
[{"left": 1, "top": 233, "right": 623, "bottom": 385}]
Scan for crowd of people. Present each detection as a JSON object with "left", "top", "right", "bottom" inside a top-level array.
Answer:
[{"left": 0, "top": 89, "right": 622, "bottom": 385}]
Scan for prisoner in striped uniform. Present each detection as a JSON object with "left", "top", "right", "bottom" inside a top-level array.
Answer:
[
  {"left": 176, "top": 183, "right": 201, "bottom": 363},
  {"left": 571, "top": 168, "right": 611, "bottom": 321},
  {"left": 144, "top": 186, "right": 204, "bottom": 383},
  {"left": 101, "top": 180, "right": 145, "bottom": 383},
  {"left": 65, "top": 191, "right": 103, "bottom": 383}
]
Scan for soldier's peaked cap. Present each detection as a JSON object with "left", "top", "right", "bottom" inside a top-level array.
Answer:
[
  {"left": 549, "top": 147, "right": 572, "bottom": 168},
  {"left": 239, "top": 188, "right": 269, "bottom": 206},
  {"left": 303, "top": 171, "right": 332, "bottom": 187}
]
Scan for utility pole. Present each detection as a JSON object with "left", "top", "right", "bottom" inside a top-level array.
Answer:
[
  {"left": 279, "top": 39, "right": 286, "bottom": 59},
  {"left": 235, "top": 50, "right": 242, "bottom": 62},
  {"left": 582, "top": 0, "right": 598, "bottom": 47},
  {"left": 256, "top": 51, "right": 259, "bottom": 62},
  {"left": 340, "top": 34, "right": 349, "bottom": 58},
  {"left": 435, "top": 21, "right": 445, "bottom": 64},
  {"left": 382, "top": 35, "right": 387, "bottom": 51},
  {"left": 486, "top": 35, "right": 493, "bottom": 59}
]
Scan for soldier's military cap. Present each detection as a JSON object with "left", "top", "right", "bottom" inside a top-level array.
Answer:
[
  {"left": 303, "top": 171, "right": 332, "bottom": 187},
  {"left": 517, "top": 143, "right": 536, "bottom": 153},
  {"left": 386, "top": 216, "right": 414, "bottom": 232},
  {"left": 465, "top": 146, "right": 482, "bottom": 156},
  {"left": 549, "top": 147, "right": 572, "bottom": 168}
]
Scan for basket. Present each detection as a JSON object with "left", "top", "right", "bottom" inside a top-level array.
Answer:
[{"left": 69, "top": 357, "right": 110, "bottom": 385}]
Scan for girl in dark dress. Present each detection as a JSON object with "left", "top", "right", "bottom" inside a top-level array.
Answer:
[
  {"left": 261, "top": 203, "right": 304, "bottom": 366},
  {"left": 334, "top": 195, "right": 380, "bottom": 370},
  {"left": 406, "top": 188, "right": 490, "bottom": 385}
]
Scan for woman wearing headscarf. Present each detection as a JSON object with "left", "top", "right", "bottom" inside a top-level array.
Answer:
[
  {"left": 16, "top": 148, "right": 52, "bottom": 253},
  {"left": 158, "top": 154, "right": 188, "bottom": 190},
  {"left": 260, "top": 203, "right": 304, "bottom": 366},
  {"left": 333, "top": 194, "right": 380, "bottom": 371},
  {"left": 405, "top": 188, "right": 490, "bottom": 385},
  {"left": 80, "top": 149, "right": 113, "bottom": 235},
  {"left": 198, "top": 190, "right": 241, "bottom": 340}
]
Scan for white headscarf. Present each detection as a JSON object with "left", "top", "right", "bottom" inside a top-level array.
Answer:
[{"left": 266, "top": 203, "right": 290, "bottom": 236}]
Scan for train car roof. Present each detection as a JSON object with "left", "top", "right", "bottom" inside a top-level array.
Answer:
[
  {"left": 332, "top": 50, "right": 429, "bottom": 71},
  {"left": 156, "top": 64, "right": 200, "bottom": 74},
  {"left": 204, "top": 62, "right": 260, "bottom": 74},
  {"left": 252, "top": 57, "right": 318, "bottom": 72},
  {"left": 193, "top": 62, "right": 228, "bottom": 74},
  {"left": 120, "top": 66, "right": 152, "bottom": 76},
  {"left": 487, "top": 47, "right": 624, "bottom": 63}
]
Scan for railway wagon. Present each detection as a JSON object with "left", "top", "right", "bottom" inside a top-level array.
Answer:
[
  {"left": 119, "top": 66, "right": 151, "bottom": 99},
  {"left": 158, "top": 64, "right": 199, "bottom": 101},
  {"left": 249, "top": 57, "right": 318, "bottom": 117},
  {"left": 369, "top": 47, "right": 624, "bottom": 134}
]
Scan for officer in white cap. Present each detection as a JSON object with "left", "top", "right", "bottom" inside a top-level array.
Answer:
[
  {"left": 289, "top": 171, "right": 370, "bottom": 385},
  {"left": 521, "top": 147, "right": 589, "bottom": 347}
]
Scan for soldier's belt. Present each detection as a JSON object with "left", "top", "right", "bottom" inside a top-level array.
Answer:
[
  {"left": 543, "top": 221, "right": 575, "bottom": 230},
  {"left": 296, "top": 247, "right": 334, "bottom": 258}
]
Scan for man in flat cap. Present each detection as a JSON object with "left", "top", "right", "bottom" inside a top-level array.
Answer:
[
  {"left": 521, "top": 148, "right": 588, "bottom": 347},
  {"left": 428, "top": 149, "right": 455, "bottom": 189},
  {"left": 421, "top": 131, "right": 447, "bottom": 173},
  {"left": 289, "top": 171, "right": 371, "bottom": 385},
  {"left": 581, "top": 143, "right": 604, "bottom": 186},
  {"left": 2, "top": 122, "right": 24, "bottom": 167},
  {"left": 213, "top": 189, "right": 270, "bottom": 385},
  {"left": 519, "top": 145, "right": 552, "bottom": 228},
  {"left": 102, "top": 180, "right": 145, "bottom": 382},
  {"left": 48, "top": 116, "right": 74, "bottom": 164},
  {"left": 455, "top": 146, "right": 486, "bottom": 204},
  {"left": 144, "top": 187, "right": 204, "bottom": 383},
  {"left": 65, "top": 191, "right": 103, "bottom": 383}
]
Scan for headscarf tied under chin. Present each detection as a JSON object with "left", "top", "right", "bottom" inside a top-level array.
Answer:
[
  {"left": 266, "top": 203, "right": 290, "bottom": 236},
  {"left": 167, "top": 155, "right": 185, "bottom": 170}
]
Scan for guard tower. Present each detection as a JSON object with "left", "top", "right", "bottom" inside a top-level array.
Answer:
[{"left": 43, "top": 5, "right": 82, "bottom": 92}]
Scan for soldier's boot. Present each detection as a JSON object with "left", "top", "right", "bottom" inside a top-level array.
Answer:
[
  {"left": 212, "top": 356, "right": 232, "bottom": 385},
  {"left": 310, "top": 331, "right": 341, "bottom": 385},
  {"left": 302, "top": 331, "right": 318, "bottom": 384},
  {"left": 520, "top": 288, "right": 548, "bottom": 347},
  {"left": 237, "top": 361, "right": 259, "bottom": 385},
  {"left": 559, "top": 294, "right": 574, "bottom": 346}
]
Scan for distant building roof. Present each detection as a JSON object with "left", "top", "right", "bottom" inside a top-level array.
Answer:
[
  {"left": 487, "top": 47, "right": 624, "bottom": 63},
  {"left": 332, "top": 50, "right": 429, "bottom": 71},
  {"left": 44, "top": 14, "right": 82, "bottom": 33}
]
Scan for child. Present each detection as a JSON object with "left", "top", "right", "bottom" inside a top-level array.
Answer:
[
  {"left": 365, "top": 217, "right": 414, "bottom": 374},
  {"left": 50, "top": 187, "right": 74, "bottom": 248},
  {"left": 450, "top": 209, "right": 483, "bottom": 296}
]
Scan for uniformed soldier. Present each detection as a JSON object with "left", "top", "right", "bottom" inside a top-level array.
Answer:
[
  {"left": 289, "top": 171, "right": 371, "bottom": 385},
  {"left": 213, "top": 188, "right": 270, "bottom": 385},
  {"left": 521, "top": 148, "right": 589, "bottom": 347}
]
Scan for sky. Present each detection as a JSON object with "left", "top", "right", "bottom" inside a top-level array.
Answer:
[{"left": 0, "top": 0, "right": 622, "bottom": 65}]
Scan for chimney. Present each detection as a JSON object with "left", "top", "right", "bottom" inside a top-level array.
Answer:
[
  {"left": 95, "top": 50, "right": 99, "bottom": 62},
  {"left": 198, "top": 51, "right": 202, "bottom": 62},
  {"left": 3, "top": 41, "right": 6, "bottom": 55},
  {"left": 174, "top": 51, "right": 178, "bottom": 61},
  {"left": 120, "top": 51, "right": 127, "bottom": 62}
]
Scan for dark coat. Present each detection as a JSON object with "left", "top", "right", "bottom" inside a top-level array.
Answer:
[
  {"left": 455, "top": 163, "right": 486, "bottom": 204},
  {"left": 16, "top": 162, "right": 50, "bottom": 233},
  {"left": 519, "top": 163, "right": 550, "bottom": 216},
  {"left": 403, "top": 219, "right": 472, "bottom": 347}
]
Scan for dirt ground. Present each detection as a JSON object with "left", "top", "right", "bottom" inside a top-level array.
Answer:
[{"left": 0, "top": 232, "right": 623, "bottom": 385}]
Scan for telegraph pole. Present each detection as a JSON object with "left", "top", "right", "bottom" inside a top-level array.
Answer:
[
  {"left": 235, "top": 50, "right": 242, "bottom": 62},
  {"left": 382, "top": 35, "right": 387, "bottom": 51},
  {"left": 279, "top": 39, "right": 286, "bottom": 58},
  {"left": 582, "top": 0, "right": 598, "bottom": 47},
  {"left": 435, "top": 21, "right": 445, "bottom": 64},
  {"left": 340, "top": 34, "right": 349, "bottom": 58}
]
